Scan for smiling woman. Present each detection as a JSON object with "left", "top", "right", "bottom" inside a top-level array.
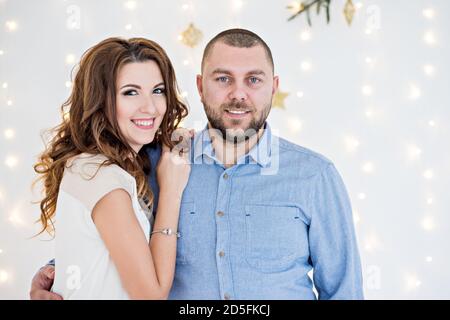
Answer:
[{"left": 31, "top": 37, "right": 191, "bottom": 299}]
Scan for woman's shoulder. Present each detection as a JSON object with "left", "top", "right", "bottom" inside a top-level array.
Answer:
[{"left": 65, "top": 153, "right": 131, "bottom": 180}]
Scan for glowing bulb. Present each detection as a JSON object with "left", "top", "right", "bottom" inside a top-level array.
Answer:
[
  {"left": 9, "top": 211, "right": 24, "bottom": 226},
  {"left": 181, "top": 91, "right": 188, "bottom": 98},
  {"left": 183, "top": 59, "right": 190, "bottom": 66},
  {"left": 365, "top": 108, "right": 375, "bottom": 119},
  {"left": 427, "top": 197, "right": 433, "bottom": 205},
  {"left": 287, "top": 117, "right": 303, "bottom": 133},
  {"left": 0, "top": 50, "right": 4, "bottom": 55},
  {"left": 0, "top": 249, "right": 3, "bottom": 254},
  {"left": 65, "top": 81, "right": 72, "bottom": 88},
  {"left": 424, "top": 31, "right": 437, "bottom": 45},
  {"left": 181, "top": 3, "right": 190, "bottom": 10},
  {"left": 177, "top": 35, "right": 183, "bottom": 41},
  {"left": 353, "top": 211, "right": 361, "bottom": 224},
  {"left": 423, "top": 64, "right": 435, "bottom": 77},
  {"left": 355, "top": 2, "right": 363, "bottom": 9},
  {"left": 124, "top": 0, "right": 137, "bottom": 10},
  {"left": 426, "top": 256, "right": 433, "bottom": 262},
  {"left": 2, "top": 82, "right": 7, "bottom": 89},
  {"left": 288, "top": 1, "right": 303, "bottom": 14},
  {"left": 362, "top": 85, "right": 373, "bottom": 96},
  {"left": 408, "top": 84, "right": 421, "bottom": 100},
  {"left": 423, "top": 169, "right": 434, "bottom": 180},
  {"left": 5, "top": 155, "right": 18, "bottom": 168},
  {"left": 364, "top": 233, "right": 380, "bottom": 252},
  {"left": 296, "top": 91, "right": 304, "bottom": 98},
  {"left": 4, "top": 128, "right": 15, "bottom": 139},
  {"left": 362, "top": 162, "right": 374, "bottom": 174},
  {"left": 300, "top": 30, "right": 312, "bottom": 41},
  {"left": 125, "top": 24, "right": 133, "bottom": 30},
  {"left": 405, "top": 273, "right": 421, "bottom": 290},
  {"left": 423, "top": 8, "right": 435, "bottom": 19},
  {"left": 0, "top": 270, "right": 9, "bottom": 283},
  {"left": 300, "top": 61, "right": 312, "bottom": 71},
  {"left": 428, "top": 120, "right": 436, "bottom": 127},
  {"left": 233, "top": 0, "right": 244, "bottom": 10},
  {"left": 5, "top": 20, "right": 18, "bottom": 31},
  {"left": 6, "top": 99, "right": 13, "bottom": 106},
  {"left": 358, "top": 193, "right": 366, "bottom": 200},
  {"left": 65, "top": 54, "right": 76, "bottom": 65},
  {"left": 344, "top": 136, "right": 360, "bottom": 152},
  {"left": 407, "top": 144, "right": 422, "bottom": 159},
  {"left": 421, "top": 216, "right": 435, "bottom": 231}
]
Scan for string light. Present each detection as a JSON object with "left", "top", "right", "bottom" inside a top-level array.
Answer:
[
  {"left": 300, "top": 30, "right": 312, "bottom": 41},
  {"left": 421, "top": 215, "right": 435, "bottom": 231},
  {"left": 364, "top": 232, "right": 380, "bottom": 252},
  {"left": 65, "top": 54, "right": 76, "bottom": 65},
  {"left": 0, "top": 270, "right": 9, "bottom": 283},
  {"left": 353, "top": 210, "right": 361, "bottom": 224},
  {"left": 344, "top": 136, "right": 360, "bottom": 152},
  {"left": 180, "top": 91, "right": 188, "bottom": 98},
  {"left": 423, "top": 169, "right": 434, "bottom": 180},
  {"left": 181, "top": 3, "right": 190, "bottom": 10},
  {"left": 428, "top": 120, "right": 436, "bottom": 127},
  {"left": 362, "top": 162, "right": 374, "bottom": 174},
  {"left": 183, "top": 59, "right": 190, "bottom": 66},
  {"left": 405, "top": 273, "right": 421, "bottom": 290},
  {"left": 408, "top": 84, "right": 421, "bottom": 100},
  {"left": 232, "top": 0, "right": 244, "bottom": 11},
  {"left": 124, "top": 0, "right": 137, "bottom": 10},
  {"left": 423, "top": 64, "right": 435, "bottom": 77},
  {"left": 287, "top": 117, "right": 302, "bottom": 133},
  {"left": 300, "top": 60, "right": 312, "bottom": 71},
  {"left": 362, "top": 85, "right": 373, "bottom": 96},
  {"left": 423, "top": 31, "right": 437, "bottom": 46},
  {"left": 65, "top": 81, "right": 72, "bottom": 88},
  {"left": 423, "top": 8, "right": 435, "bottom": 20},
  {"left": 358, "top": 193, "right": 367, "bottom": 200},
  {"left": 355, "top": 2, "right": 363, "bottom": 10},
  {"left": 2, "top": 82, "right": 8, "bottom": 89},
  {"left": 125, "top": 24, "right": 133, "bottom": 30},
  {"left": 296, "top": 91, "right": 304, "bottom": 98},
  {"left": 425, "top": 256, "right": 433, "bottom": 263},
  {"left": 426, "top": 197, "right": 433, "bottom": 205},
  {"left": 5, "top": 20, "right": 18, "bottom": 32},
  {"left": 4, "top": 128, "right": 15, "bottom": 140},
  {"left": 5, "top": 155, "right": 18, "bottom": 168},
  {"left": 6, "top": 99, "right": 13, "bottom": 106},
  {"left": 0, "top": 50, "right": 4, "bottom": 56},
  {"left": 407, "top": 144, "right": 422, "bottom": 160}
]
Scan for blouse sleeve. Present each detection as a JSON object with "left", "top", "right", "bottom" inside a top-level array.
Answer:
[{"left": 60, "top": 157, "right": 135, "bottom": 212}]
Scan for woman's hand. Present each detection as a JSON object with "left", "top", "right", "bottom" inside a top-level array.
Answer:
[{"left": 156, "top": 128, "right": 194, "bottom": 198}]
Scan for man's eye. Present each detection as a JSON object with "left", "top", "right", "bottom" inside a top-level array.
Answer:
[
  {"left": 123, "top": 90, "right": 138, "bottom": 96},
  {"left": 153, "top": 87, "right": 166, "bottom": 95},
  {"left": 249, "top": 77, "right": 261, "bottom": 84},
  {"left": 217, "top": 76, "right": 229, "bottom": 83}
]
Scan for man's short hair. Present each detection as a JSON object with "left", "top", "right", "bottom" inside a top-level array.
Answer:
[{"left": 201, "top": 28, "right": 274, "bottom": 73}]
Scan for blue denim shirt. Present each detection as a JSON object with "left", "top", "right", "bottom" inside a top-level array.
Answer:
[{"left": 147, "top": 122, "right": 364, "bottom": 300}]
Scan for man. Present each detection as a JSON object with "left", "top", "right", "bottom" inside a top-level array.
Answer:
[{"left": 30, "top": 28, "right": 363, "bottom": 300}]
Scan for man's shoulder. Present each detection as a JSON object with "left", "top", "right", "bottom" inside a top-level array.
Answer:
[{"left": 276, "top": 136, "right": 334, "bottom": 173}]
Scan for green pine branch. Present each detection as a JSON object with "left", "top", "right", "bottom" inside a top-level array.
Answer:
[{"left": 287, "top": 0, "right": 332, "bottom": 26}]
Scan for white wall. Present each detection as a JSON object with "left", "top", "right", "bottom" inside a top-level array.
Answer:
[{"left": 0, "top": 0, "right": 449, "bottom": 299}]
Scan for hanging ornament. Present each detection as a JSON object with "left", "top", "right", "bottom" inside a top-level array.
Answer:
[
  {"left": 180, "top": 23, "right": 203, "bottom": 48},
  {"left": 343, "top": 0, "right": 356, "bottom": 26},
  {"left": 273, "top": 90, "right": 290, "bottom": 109}
]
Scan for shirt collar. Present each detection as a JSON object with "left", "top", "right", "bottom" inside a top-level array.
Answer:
[{"left": 192, "top": 122, "right": 273, "bottom": 168}]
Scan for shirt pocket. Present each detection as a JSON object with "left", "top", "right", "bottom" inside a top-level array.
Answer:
[
  {"left": 244, "top": 204, "right": 305, "bottom": 273},
  {"left": 176, "top": 201, "right": 196, "bottom": 265}
]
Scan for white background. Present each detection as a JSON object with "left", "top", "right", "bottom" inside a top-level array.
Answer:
[{"left": 0, "top": 0, "right": 449, "bottom": 299}]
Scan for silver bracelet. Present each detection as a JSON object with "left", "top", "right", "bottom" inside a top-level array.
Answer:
[{"left": 151, "top": 228, "right": 181, "bottom": 238}]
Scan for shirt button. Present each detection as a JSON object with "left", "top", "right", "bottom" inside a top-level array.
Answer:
[
  {"left": 217, "top": 211, "right": 224, "bottom": 217},
  {"left": 223, "top": 173, "right": 229, "bottom": 180},
  {"left": 224, "top": 293, "right": 231, "bottom": 300},
  {"left": 218, "top": 251, "right": 225, "bottom": 257}
]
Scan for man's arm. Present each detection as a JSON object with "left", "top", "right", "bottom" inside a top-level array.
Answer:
[
  {"left": 29, "top": 263, "right": 63, "bottom": 300},
  {"left": 308, "top": 163, "right": 364, "bottom": 300}
]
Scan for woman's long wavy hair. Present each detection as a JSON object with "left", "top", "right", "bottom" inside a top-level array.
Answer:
[{"left": 33, "top": 37, "right": 188, "bottom": 236}]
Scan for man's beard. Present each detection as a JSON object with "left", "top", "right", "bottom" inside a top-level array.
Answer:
[{"left": 203, "top": 100, "right": 271, "bottom": 144}]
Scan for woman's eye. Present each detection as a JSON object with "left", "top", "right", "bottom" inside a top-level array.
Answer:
[
  {"left": 123, "top": 89, "right": 138, "bottom": 96},
  {"left": 153, "top": 87, "right": 166, "bottom": 95}
]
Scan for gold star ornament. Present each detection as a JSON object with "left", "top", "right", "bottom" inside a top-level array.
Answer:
[
  {"left": 343, "top": 0, "right": 356, "bottom": 26},
  {"left": 273, "top": 90, "right": 290, "bottom": 109},
  {"left": 180, "top": 23, "right": 203, "bottom": 48}
]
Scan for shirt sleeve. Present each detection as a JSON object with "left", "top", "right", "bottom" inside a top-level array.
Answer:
[
  {"left": 308, "top": 163, "right": 364, "bottom": 300},
  {"left": 61, "top": 160, "right": 135, "bottom": 213}
]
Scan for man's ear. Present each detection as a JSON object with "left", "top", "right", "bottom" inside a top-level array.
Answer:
[
  {"left": 272, "top": 76, "right": 279, "bottom": 95},
  {"left": 196, "top": 74, "right": 203, "bottom": 100}
]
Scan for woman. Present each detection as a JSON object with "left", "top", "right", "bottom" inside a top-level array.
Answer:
[{"left": 33, "top": 37, "right": 191, "bottom": 299}]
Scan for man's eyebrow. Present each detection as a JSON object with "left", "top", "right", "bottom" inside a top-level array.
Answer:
[
  {"left": 120, "top": 84, "right": 141, "bottom": 90},
  {"left": 246, "top": 70, "right": 266, "bottom": 76},
  {"left": 211, "top": 68, "right": 233, "bottom": 75}
]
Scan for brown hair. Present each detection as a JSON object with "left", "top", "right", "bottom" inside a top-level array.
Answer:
[
  {"left": 33, "top": 37, "right": 188, "bottom": 235},
  {"left": 201, "top": 28, "right": 274, "bottom": 72}
]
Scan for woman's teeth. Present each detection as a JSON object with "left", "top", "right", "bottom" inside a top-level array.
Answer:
[{"left": 132, "top": 119, "right": 154, "bottom": 127}]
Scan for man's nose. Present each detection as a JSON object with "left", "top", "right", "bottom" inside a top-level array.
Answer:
[{"left": 228, "top": 83, "right": 248, "bottom": 102}]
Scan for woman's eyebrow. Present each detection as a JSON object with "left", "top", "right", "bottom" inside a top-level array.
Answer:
[
  {"left": 120, "top": 84, "right": 141, "bottom": 90},
  {"left": 153, "top": 82, "right": 165, "bottom": 88}
]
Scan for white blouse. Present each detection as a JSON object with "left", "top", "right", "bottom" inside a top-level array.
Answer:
[{"left": 52, "top": 153, "right": 151, "bottom": 299}]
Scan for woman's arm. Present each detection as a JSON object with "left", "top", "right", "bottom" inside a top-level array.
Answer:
[{"left": 93, "top": 188, "right": 177, "bottom": 299}]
